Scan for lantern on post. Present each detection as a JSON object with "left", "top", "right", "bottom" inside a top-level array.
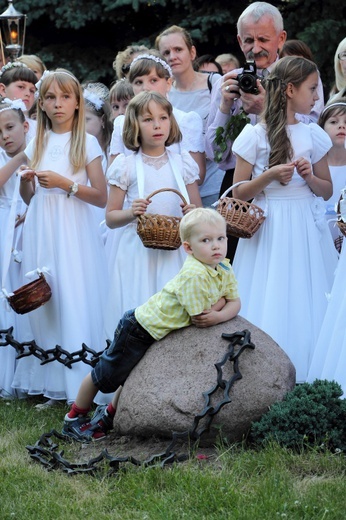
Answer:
[{"left": 0, "top": 1, "right": 26, "bottom": 63}]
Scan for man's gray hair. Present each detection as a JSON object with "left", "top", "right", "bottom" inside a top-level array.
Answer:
[{"left": 237, "top": 1, "right": 284, "bottom": 35}]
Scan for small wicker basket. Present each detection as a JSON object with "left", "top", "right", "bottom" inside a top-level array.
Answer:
[
  {"left": 214, "top": 182, "right": 266, "bottom": 239},
  {"left": 137, "top": 188, "right": 187, "bottom": 250},
  {"left": 8, "top": 273, "right": 52, "bottom": 315}
]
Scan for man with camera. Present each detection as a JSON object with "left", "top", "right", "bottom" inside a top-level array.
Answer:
[
  {"left": 205, "top": 2, "right": 287, "bottom": 174},
  {"left": 204, "top": 2, "right": 286, "bottom": 261}
]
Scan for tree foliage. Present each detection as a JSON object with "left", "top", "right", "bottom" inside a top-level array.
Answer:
[{"left": 2, "top": 0, "right": 345, "bottom": 91}]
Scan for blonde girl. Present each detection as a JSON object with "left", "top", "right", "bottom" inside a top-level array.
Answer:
[
  {"left": 231, "top": 56, "right": 338, "bottom": 383},
  {"left": 103, "top": 91, "right": 202, "bottom": 339},
  {"left": 0, "top": 69, "right": 109, "bottom": 406}
]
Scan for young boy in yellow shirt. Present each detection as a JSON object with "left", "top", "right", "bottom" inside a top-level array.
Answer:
[{"left": 62, "top": 208, "right": 241, "bottom": 441}]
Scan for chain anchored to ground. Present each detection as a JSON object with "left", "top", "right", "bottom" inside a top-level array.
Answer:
[{"left": 24, "top": 330, "right": 255, "bottom": 476}]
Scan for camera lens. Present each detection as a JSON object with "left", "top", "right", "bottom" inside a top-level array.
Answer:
[{"left": 240, "top": 75, "right": 254, "bottom": 91}]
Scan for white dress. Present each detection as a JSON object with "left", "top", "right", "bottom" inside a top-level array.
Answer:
[
  {"left": 324, "top": 164, "right": 346, "bottom": 244},
  {"left": 307, "top": 240, "right": 346, "bottom": 396},
  {"left": 103, "top": 149, "right": 199, "bottom": 340},
  {"left": 232, "top": 122, "right": 339, "bottom": 383},
  {"left": 0, "top": 150, "right": 32, "bottom": 398},
  {"left": 11, "top": 131, "right": 109, "bottom": 403}
]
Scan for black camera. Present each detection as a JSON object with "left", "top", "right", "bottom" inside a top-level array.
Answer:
[{"left": 237, "top": 61, "right": 259, "bottom": 95}]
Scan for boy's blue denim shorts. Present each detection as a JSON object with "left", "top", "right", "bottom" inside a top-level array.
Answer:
[{"left": 91, "top": 309, "right": 155, "bottom": 394}]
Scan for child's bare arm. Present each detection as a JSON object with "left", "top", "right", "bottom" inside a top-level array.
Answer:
[{"left": 191, "top": 297, "right": 241, "bottom": 328}]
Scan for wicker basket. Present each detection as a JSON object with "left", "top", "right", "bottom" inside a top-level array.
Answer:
[
  {"left": 214, "top": 182, "right": 266, "bottom": 239},
  {"left": 137, "top": 188, "right": 187, "bottom": 250},
  {"left": 8, "top": 273, "right": 52, "bottom": 315}
]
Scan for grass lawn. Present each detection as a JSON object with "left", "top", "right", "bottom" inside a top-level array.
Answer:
[{"left": 0, "top": 397, "right": 345, "bottom": 520}]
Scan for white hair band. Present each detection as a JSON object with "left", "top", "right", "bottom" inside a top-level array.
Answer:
[
  {"left": 321, "top": 101, "right": 346, "bottom": 116},
  {"left": 130, "top": 54, "right": 173, "bottom": 77},
  {"left": 35, "top": 70, "right": 79, "bottom": 98}
]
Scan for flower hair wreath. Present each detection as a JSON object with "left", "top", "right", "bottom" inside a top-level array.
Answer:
[
  {"left": 130, "top": 54, "right": 173, "bottom": 77},
  {"left": 0, "top": 61, "right": 29, "bottom": 79}
]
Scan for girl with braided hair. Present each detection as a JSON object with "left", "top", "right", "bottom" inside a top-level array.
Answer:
[{"left": 230, "top": 56, "right": 338, "bottom": 383}]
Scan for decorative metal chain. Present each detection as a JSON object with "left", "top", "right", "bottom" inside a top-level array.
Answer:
[
  {"left": 0, "top": 327, "right": 108, "bottom": 368},
  {"left": 25, "top": 330, "right": 255, "bottom": 476}
]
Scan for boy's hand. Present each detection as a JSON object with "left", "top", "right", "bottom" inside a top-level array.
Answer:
[{"left": 191, "top": 309, "right": 221, "bottom": 328}]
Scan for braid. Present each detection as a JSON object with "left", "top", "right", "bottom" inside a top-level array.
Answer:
[
  {"left": 262, "top": 56, "right": 317, "bottom": 167},
  {"left": 265, "top": 77, "right": 293, "bottom": 167}
]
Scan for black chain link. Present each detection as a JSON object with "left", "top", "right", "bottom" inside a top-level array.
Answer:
[
  {"left": 24, "top": 330, "right": 255, "bottom": 476},
  {"left": 0, "top": 327, "right": 109, "bottom": 368}
]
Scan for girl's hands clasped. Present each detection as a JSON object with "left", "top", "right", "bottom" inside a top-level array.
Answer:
[
  {"left": 266, "top": 162, "right": 295, "bottom": 185},
  {"left": 295, "top": 157, "right": 312, "bottom": 181},
  {"left": 36, "top": 170, "right": 66, "bottom": 190}
]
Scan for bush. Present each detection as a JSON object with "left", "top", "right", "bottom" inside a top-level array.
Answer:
[{"left": 250, "top": 380, "right": 346, "bottom": 452}]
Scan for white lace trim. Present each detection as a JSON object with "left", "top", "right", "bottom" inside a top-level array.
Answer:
[{"left": 141, "top": 151, "right": 168, "bottom": 170}]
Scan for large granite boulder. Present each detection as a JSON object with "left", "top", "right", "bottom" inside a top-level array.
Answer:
[{"left": 113, "top": 315, "right": 296, "bottom": 445}]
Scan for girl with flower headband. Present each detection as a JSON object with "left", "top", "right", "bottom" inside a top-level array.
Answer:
[
  {"left": 231, "top": 56, "right": 339, "bottom": 383},
  {"left": 316, "top": 100, "right": 346, "bottom": 250},
  {"left": 0, "top": 61, "right": 38, "bottom": 142},
  {"left": 0, "top": 98, "right": 32, "bottom": 398},
  {"left": 103, "top": 91, "right": 202, "bottom": 340},
  {"left": 0, "top": 68, "right": 109, "bottom": 406},
  {"left": 109, "top": 50, "right": 206, "bottom": 184}
]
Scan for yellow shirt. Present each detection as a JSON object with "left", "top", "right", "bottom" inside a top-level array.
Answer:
[{"left": 135, "top": 255, "right": 239, "bottom": 341}]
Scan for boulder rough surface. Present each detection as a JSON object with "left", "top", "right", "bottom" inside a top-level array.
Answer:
[{"left": 113, "top": 316, "right": 296, "bottom": 445}]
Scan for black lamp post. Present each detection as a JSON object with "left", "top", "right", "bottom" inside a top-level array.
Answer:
[{"left": 0, "top": 0, "right": 26, "bottom": 63}]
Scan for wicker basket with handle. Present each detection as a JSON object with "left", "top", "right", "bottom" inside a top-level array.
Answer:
[
  {"left": 8, "top": 272, "right": 52, "bottom": 315},
  {"left": 213, "top": 181, "right": 266, "bottom": 239},
  {"left": 137, "top": 188, "right": 187, "bottom": 250}
]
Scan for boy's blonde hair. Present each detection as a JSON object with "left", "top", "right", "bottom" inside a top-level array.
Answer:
[
  {"left": 180, "top": 208, "right": 226, "bottom": 243},
  {"left": 33, "top": 69, "right": 86, "bottom": 173},
  {"left": 123, "top": 91, "right": 181, "bottom": 151}
]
